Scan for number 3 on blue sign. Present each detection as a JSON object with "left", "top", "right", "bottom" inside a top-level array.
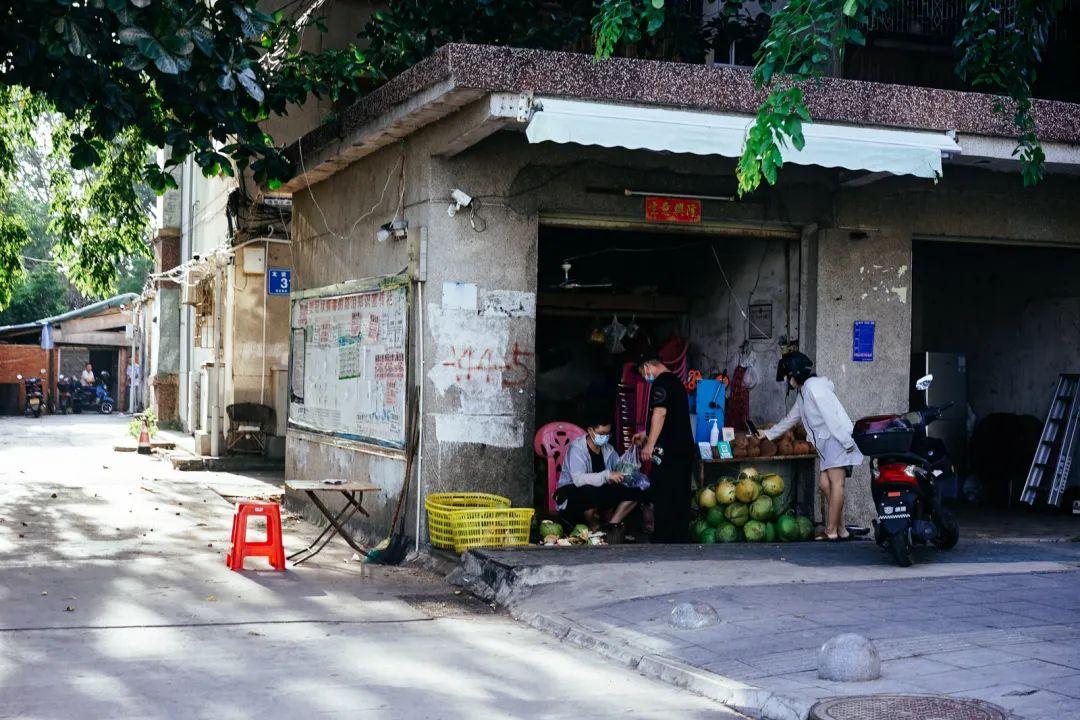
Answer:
[{"left": 267, "top": 268, "right": 291, "bottom": 296}]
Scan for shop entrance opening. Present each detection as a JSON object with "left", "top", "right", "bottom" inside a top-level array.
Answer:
[
  {"left": 533, "top": 223, "right": 807, "bottom": 534},
  {"left": 912, "top": 240, "right": 1080, "bottom": 535}
]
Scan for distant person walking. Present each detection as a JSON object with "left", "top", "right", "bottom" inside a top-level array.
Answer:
[{"left": 127, "top": 358, "right": 142, "bottom": 412}]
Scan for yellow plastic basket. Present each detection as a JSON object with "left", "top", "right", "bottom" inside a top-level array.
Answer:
[
  {"left": 425, "top": 493, "right": 510, "bottom": 551},
  {"left": 450, "top": 507, "right": 535, "bottom": 554}
]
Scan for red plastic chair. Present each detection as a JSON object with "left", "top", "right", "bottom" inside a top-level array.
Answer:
[{"left": 534, "top": 422, "right": 586, "bottom": 516}]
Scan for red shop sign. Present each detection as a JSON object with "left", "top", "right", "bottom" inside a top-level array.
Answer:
[{"left": 644, "top": 196, "right": 702, "bottom": 224}]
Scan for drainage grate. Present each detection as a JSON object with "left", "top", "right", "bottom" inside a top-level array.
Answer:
[{"left": 810, "top": 695, "right": 1010, "bottom": 720}]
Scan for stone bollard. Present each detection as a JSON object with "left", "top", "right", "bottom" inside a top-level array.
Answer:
[
  {"left": 669, "top": 601, "right": 720, "bottom": 629},
  {"left": 817, "top": 633, "right": 881, "bottom": 681}
]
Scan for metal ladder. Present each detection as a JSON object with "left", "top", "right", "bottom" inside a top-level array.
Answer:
[{"left": 1021, "top": 374, "right": 1080, "bottom": 507}]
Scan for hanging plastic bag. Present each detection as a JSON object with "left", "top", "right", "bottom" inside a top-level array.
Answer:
[
  {"left": 738, "top": 346, "right": 760, "bottom": 389},
  {"left": 615, "top": 445, "right": 650, "bottom": 491},
  {"left": 604, "top": 314, "right": 627, "bottom": 354}
]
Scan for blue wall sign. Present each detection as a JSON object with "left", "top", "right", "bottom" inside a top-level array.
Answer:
[
  {"left": 267, "top": 268, "right": 291, "bottom": 296},
  {"left": 853, "top": 320, "right": 876, "bottom": 362}
]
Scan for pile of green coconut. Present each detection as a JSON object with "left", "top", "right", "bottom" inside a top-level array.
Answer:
[{"left": 691, "top": 467, "right": 815, "bottom": 543}]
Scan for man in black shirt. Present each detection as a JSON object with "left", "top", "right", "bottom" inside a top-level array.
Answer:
[{"left": 636, "top": 354, "right": 696, "bottom": 543}]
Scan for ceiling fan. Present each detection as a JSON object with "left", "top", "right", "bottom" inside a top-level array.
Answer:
[{"left": 555, "top": 261, "right": 614, "bottom": 290}]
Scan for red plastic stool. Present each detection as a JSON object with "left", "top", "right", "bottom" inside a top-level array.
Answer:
[{"left": 226, "top": 501, "right": 286, "bottom": 571}]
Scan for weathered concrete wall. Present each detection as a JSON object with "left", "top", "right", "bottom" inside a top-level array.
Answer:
[
  {"left": 812, "top": 226, "right": 913, "bottom": 525},
  {"left": 913, "top": 241, "right": 1080, "bottom": 419},
  {"left": 288, "top": 139, "right": 426, "bottom": 536},
  {"left": 688, "top": 236, "right": 798, "bottom": 426},
  {"left": 224, "top": 243, "right": 291, "bottom": 421}
]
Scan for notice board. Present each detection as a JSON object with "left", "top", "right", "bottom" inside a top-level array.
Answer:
[{"left": 288, "top": 276, "right": 409, "bottom": 449}]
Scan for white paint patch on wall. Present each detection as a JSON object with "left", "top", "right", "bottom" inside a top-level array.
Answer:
[
  {"left": 426, "top": 304, "right": 515, "bottom": 415},
  {"left": 434, "top": 413, "right": 524, "bottom": 448},
  {"left": 480, "top": 290, "right": 536, "bottom": 318},
  {"left": 890, "top": 286, "right": 908, "bottom": 303},
  {"left": 442, "top": 282, "right": 478, "bottom": 311}
]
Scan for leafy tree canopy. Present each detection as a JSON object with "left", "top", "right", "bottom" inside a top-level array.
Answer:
[
  {"left": 0, "top": 0, "right": 1066, "bottom": 308},
  {"left": 0, "top": 0, "right": 367, "bottom": 308}
]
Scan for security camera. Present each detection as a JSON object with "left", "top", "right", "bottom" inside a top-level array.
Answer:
[{"left": 447, "top": 188, "right": 473, "bottom": 217}]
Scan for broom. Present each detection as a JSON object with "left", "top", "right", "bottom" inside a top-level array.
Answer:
[{"left": 365, "top": 391, "right": 420, "bottom": 565}]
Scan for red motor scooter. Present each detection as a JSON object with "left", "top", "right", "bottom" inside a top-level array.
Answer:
[{"left": 853, "top": 374, "right": 960, "bottom": 567}]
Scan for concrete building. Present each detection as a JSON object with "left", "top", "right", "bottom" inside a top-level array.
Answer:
[
  {"left": 273, "top": 43, "right": 1080, "bottom": 541},
  {"left": 137, "top": 155, "right": 293, "bottom": 457}
]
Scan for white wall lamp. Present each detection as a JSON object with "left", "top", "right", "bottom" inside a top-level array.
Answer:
[{"left": 377, "top": 218, "right": 409, "bottom": 242}]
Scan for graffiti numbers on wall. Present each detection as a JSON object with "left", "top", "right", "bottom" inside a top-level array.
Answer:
[{"left": 440, "top": 342, "right": 533, "bottom": 388}]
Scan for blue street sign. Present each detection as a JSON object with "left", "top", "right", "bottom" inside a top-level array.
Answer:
[
  {"left": 853, "top": 320, "right": 875, "bottom": 362},
  {"left": 267, "top": 268, "right": 291, "bottom": 296}
]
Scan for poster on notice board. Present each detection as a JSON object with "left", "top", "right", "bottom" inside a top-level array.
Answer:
[{"left": 288, "top": 276, "right": 409, "bottom": 450}]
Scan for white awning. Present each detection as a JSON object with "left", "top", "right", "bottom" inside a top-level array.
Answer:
[{"left": 526, "top": 97, "right": 961, "bottom": 179}]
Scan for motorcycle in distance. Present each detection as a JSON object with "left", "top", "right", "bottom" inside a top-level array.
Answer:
[
  {"left": 56, "top": 374, "right": 76, "bottom": 414},
  {"left": 73, "top": 371, "right": 115, "bottom": 415},
  {"left": 15, "top": 371, "right": 47, "bottom": 418},
  {"left": 852, "top": 374, "right": 960, "bottom": 567}
]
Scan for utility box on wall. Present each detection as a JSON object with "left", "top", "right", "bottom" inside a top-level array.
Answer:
[{"left": 242, "top": 245, "right": 266, "bottom": 275}]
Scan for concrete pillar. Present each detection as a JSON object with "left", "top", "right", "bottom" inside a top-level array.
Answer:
[{"left": 813, "top": 227, "right": 913, "bottom": 525}]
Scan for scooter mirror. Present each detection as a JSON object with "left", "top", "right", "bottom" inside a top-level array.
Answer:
[{"left": 915, "top": 374, "right": 934, "bottom": 391}]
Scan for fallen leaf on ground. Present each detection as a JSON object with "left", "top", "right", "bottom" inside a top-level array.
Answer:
[
  {"left": 41, "top": 591, "right": 47, "bottom": 596},
  {"left": 65, "top": 606, "right": 75, "bottom": 612},
  {"left": 206, "top": 595, "right": 217, "bottom": 602},
  {"left": 50, "top": 493, "right": 57, "bottom": 498}
]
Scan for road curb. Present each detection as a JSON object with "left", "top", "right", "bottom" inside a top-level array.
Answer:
[{"left": 520, "top": 610, "right": 813, "bottom": 720}]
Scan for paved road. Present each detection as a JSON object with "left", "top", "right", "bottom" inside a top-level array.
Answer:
[
  {"left": 0, "top": 415, "right": 742, "bottom": 720},
  {"left": 470, "top": 536, "right": 1080, "bottom": 720}
]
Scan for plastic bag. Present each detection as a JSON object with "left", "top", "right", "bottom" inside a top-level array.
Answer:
[
  {"left": 615, "top": 446, "right": 650, "bottom": 491},
  {"left": 604, "top": 315, "right": 627, "bottom": 354}
]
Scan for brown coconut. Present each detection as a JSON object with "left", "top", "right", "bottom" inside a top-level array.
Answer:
[
  {"left": 732, "top": 445, "right": 748, "bottom": 459},
  {"left": 781, "top": 430, "right": 796, "bottom": 444},
  {"left": 777, "top": 439, "right": 795, "bottom": 456},
  {"left": 794, "top": 425, "right": 807, "bottom": 441},
  {"left": 732, "top": 434, "right": 749, "bottom": 449},
  {"left": 747, "top": 446, "right": 762, "bottom": 457},
  {"left": 759, "top": 439, "right": 778, "bottom": 457},
  {"left": 793, "top": 441, "right": 813, "bottom": 455}
]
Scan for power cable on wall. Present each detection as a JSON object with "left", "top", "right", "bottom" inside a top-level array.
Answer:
[{"left": 297, "top": 140, "right": 405, "bottom": 242}]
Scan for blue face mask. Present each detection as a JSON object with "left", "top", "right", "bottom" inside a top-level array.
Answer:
[{"left": 593, "top": 433, "right": 610, "bottom": 446}]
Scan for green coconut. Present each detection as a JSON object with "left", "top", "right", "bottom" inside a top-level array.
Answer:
[
  {"left": 724, "top": 502, "right": 750, "bottom": 527},
  {"left": 750, "top": 496, "right": 775, "bottom": 522},
  {"left": 743, "top": 519, "right": 767, "bottom": 542}
]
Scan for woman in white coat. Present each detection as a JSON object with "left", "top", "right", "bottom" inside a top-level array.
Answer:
[{"left": 759, "top": 352, "right": 864, "bottom": 540}]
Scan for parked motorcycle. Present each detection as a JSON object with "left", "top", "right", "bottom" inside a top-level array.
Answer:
[
  {"left": 73, "top": 371, "right": 115, "bottom": 415},
  {"left": 56, "top": 374, "right": 76, "bottom": 414},
  {"left": 853, "top": 374, "right": 960, "bottom": 567},
  {"left": 16, "top": 372, "right": 46, "bottom": 418}
]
